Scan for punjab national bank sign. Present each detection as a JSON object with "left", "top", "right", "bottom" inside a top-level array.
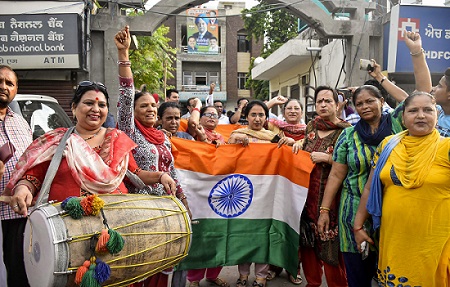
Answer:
[{"left": 0, "top": 14, "right": 81, "bottom": 69}]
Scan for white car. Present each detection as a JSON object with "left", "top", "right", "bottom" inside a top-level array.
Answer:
[{"left": 10, "top": 94, "right": 73, "bottom": 139}]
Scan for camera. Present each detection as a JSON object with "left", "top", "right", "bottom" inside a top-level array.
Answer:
[
  {"left": 359, "top": 59, "right": 374, "bottom": 72},
  {"left": 337, "top": 88, "right": 352, "bottom": 101}
]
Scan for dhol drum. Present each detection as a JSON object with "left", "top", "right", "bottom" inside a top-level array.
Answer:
[{"left": 23, "top": 194, "right": 191, "bottom": 287}]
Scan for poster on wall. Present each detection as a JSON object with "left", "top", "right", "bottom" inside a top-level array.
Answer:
[{"left": 186, "top": 8, "right": 219, "bottom": 54}]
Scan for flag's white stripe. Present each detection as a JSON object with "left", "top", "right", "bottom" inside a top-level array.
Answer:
[{"left": 178, "top": 169, "right": 307, "bottom": 233}]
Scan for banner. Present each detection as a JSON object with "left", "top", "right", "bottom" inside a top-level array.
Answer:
[
  {"left": 186, "top": 8, "right": 219, "bottom": 54},
  {"left": 172, "top": 138, "right": 314, "bottom": 275}
]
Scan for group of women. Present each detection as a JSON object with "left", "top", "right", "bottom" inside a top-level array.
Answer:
[{"left": 7, "top": 24, "right": 450, "bottom": 287}]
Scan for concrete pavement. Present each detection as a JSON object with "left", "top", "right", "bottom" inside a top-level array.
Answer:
[{"left": 178, "top": 265, "right": 378, "bottom": 287}]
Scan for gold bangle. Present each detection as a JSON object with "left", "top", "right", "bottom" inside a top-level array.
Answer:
[
  {"left": 320, "top": 206, "right": 330, "bottom": 211},
  {"left": 319, "top": 209, "right": 330, "bottom": 214}
]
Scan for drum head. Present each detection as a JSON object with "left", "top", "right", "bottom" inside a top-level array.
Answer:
[{"left": 24, "top": 205, "right": 69, "bottom": 287}]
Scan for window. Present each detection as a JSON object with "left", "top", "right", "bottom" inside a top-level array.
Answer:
[
  {"left": 237, "top": 35, "right": 250, "bottom": 52},
  {"left": 209, "top": 72, "right": 219, "bottom": 87},
  {"left": 195, "top": 71, "right": 207, "bottom": 86},
  {"left": 183, "top": 71, "right": 193, "bottom": 86},
  {"left": 238, "top": 73, "right": 248, "bottom": 90}
]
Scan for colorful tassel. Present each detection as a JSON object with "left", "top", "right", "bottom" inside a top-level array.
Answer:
[
  {"left": 91, "top": 196, "right": 105, "bottom": 216},
  {"left": 61, "top": 196, "right": 75, "bottom": 210},
  {"left": 94, "top": 259, "right": 111, "bottom": 284},
  {"left": 106, "top": 229, "right": 125, "bottom": 254},
  {"left": 64, "top": 197, "right": 84, "bottom": 219},
  {"left": 95, "top": 229, "right": 110, "bottom": 253},
  {"left": 75, "top": 260, "right": 90, "bottom": 285},
  {"left": 80, "top": 263, "right": 100, "bottom": 287},
  {"left": 80, "top": 196, "right": 94, "bottom": 216}
]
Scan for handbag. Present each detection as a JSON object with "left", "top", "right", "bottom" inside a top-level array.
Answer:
[{"left": 317, "top": 237, "right": 340, "bottom": 266}]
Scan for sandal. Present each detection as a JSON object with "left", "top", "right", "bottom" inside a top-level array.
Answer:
[
  {"left": 189, "top": 281, "right": 200, "bottom": 287},
  {"left": 252, "top": 280, "right": 265, "bottom": 287},
  {"left": 236, "top": 276, "right": 248, "bottom": 287},
  {"left": 266, "top": 270, "right": 276, "bottom": 281},
  {"left": 288, "top": 273, "right": 302, "bottom": 285},
  {"left": 207, "top": 277, "right": 230, "bottom": 287}
]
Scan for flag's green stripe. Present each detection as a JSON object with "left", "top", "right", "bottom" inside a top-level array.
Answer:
[{"left": 177, "top": 218, "right": 299, "bottom": 276}]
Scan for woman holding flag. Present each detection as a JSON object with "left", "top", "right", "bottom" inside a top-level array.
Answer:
[{"left": 293, "top": 86, "right": 350, "bottom": 287}]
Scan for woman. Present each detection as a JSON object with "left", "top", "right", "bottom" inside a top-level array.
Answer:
[
  {"left": 228, "top": 100, "right": 289, "bottom": 287},
  {"left": 187, "top": 98, "right": 226, "bottom": 146},
  {"left": 158, "top": 101, "right": 194, "bottom": 140},
  {"left": 115, "top": 26, "right": 191, "bottom": 287},
  {"left": 353, "top": 92, "right": 450, "bottom": 285},
  {"left": 267, "top": 97, "right": 306, "bottom": 142},
  {"left": 292, "top": 86, "right": 350, "bottom": 287},
  {"left": 317, "top": 31, "right": 430, "bottom": 287},
  {"left": 8, "top": 81, "right": 177, "bottom": 214}
]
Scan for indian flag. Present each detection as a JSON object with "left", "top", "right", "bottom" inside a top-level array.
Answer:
[{"left": 171, "top": 138, "right": 313, "bottom": 275}]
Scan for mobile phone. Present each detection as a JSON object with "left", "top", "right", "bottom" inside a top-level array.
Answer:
[
  {"left": 361, "top": 241, "right": 369, "bottom": 260},
  {"left": 359, "top": 59, "right": 374, "bottom": 72},
  {"left": 271, "top": 135, "right": 281, "bottom": 143}
]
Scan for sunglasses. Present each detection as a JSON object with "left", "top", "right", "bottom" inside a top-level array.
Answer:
[
  {"left": 78, "top": 80, "right": 107, "bottom": 91},
  {"left": 202, "top": 112, "right": 219, "bottom": 119}
]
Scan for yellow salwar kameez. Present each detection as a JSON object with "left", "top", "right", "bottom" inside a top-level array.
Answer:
[{"left": 374, "top": 132, "right": 450, "bottom": 287}]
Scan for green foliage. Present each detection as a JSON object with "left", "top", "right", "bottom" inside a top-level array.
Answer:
[
  {"left": 126, "top": 9, "right": 176, "bottom": 95},
  {"left": 242, "top": 1, "right": 299, "bottom": 100}
]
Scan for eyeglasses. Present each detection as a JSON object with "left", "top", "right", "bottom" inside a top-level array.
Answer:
[{"left": 202, "top": 112, "right": 219, "bottom": 119}]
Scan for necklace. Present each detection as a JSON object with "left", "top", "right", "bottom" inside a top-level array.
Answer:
[{"left": 75, "top": 128, "right": 102, "bottom": 141}]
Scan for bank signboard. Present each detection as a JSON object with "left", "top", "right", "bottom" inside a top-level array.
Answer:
[
  {"left": 385, "top": 4, "right": 450, "bottom": 73},
  {"left": 0, "top": 13, "right": 80, "bottom": 69}
]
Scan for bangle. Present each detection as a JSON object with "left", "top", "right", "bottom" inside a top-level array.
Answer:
[
  {"left": 410, "top": 48, "right": 424, "bottom": 57},
  {"left": 192, "top": 108, "right": 200, "bottom": 113},
  {"left": 319, "top": 209, "right": 329, "bottom": 214},
  {"left": 320, "top": 206, "right": 330, "bottom": 211},
  {"left": 12, "top": 183, "right": 33, "bottom": 195},
  {"left": 380, "top": 76, "right": 387, "bottom": 85},
  {"left": 117, "top": 60, "right": 131, "bottom": 66},
  {"left": 353, "top": 226, "right": 364, "bottom": 232},
  {"left": 158, "top": 172, "right": 168, "bottom": 183},
  {"left": 177, "top": 194, "right": 187, "bottom": 201}
]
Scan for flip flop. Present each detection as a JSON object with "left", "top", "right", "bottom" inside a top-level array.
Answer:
[{"left": 288, "top": 273, "right": 303, "bottom": 285}]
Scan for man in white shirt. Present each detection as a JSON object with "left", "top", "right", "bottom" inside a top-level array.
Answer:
[{"left": 214, "top": 100, "right": 229, "bottom": 124}]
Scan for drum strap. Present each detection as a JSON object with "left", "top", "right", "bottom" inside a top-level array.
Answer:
[{"left": 34, "top": 127, "right": 75, "bottom": 209}]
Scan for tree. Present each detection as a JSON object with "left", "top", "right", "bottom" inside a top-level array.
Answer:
[
  {"left": 126, "top": 10, "right": 177, "bottom": 97},
  {"left": 242, "top": 1, "right": 299, "bottom": 100}
]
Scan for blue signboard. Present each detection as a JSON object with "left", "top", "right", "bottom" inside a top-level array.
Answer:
[{"left": 385, "top": 4, "right": 449, "bottom": 73}]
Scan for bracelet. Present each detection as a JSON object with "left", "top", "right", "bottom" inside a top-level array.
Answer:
[
  {"left": 319, "top": 209, "right": 329, "bottom": 214},
  {"left": 117, "top": 60, "right": 131, "bottom": 66},
  {"left": 192, "top": 108, "right": 200, "bottom": 113},
  {"left": 410, "top": 48, "right": 424, "bottom": 57},
  {"left": 178, "top": 194, "right": 187, "bottom": 201},
  {"left": 353, "top": 226, "right": 364, "bottom": 232},
  {"left": 380, "top": 76, "right": 387, "bottom": 85},
  {"left": 320, "top": 206, "right": 330, "bottom": 211},
  {"left": 12, "top": 183, "right": 33, "bottom": 195},
  {"left": 158, "top": 172, "right": 168, "bottom": 183}
]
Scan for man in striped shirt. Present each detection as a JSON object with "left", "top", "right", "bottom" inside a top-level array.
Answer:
[{"left": 0, "top": 65, "right": 33, "bottom": 287}]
